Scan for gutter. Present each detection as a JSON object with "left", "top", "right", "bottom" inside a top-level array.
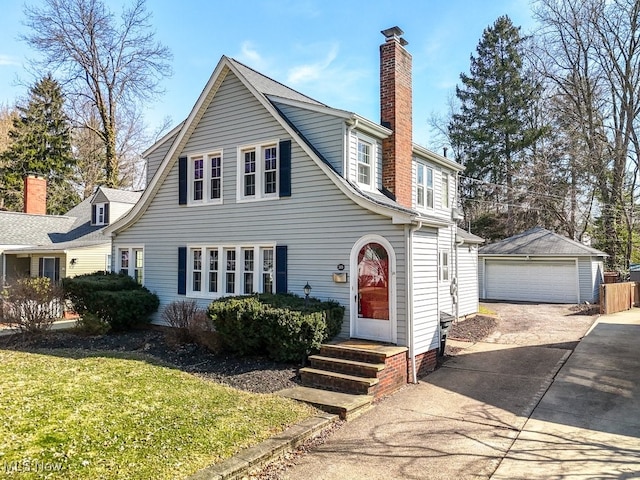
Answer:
[{"left": 406, "top": 220, "right": 422, "bottom": 384}]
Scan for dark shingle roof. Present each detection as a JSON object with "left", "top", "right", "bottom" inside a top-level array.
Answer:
[
  {"left": 479, "top": 227, "right": 607, "bottom": 257},
  {"left": 0, "top": 211, "right": 75, "bottom": 245}
]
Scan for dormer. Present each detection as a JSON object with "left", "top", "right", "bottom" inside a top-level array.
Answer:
[{"left": 90, "top": 187, "right": 142, "bottom": 227}]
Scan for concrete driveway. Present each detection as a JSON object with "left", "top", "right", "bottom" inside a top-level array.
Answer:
[{"left": 269, "top": 303, "right": 600, "bottom": 480}]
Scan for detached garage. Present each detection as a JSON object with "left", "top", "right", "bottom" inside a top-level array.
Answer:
[{"left": 479, "top": 227, "right": 607, "bottom": 304}]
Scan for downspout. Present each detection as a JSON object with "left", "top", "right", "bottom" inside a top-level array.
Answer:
[
  {"left": 406, "top": 220, "right": 422, "bottom": 384},
  {"left": 1, "top": 250, "right": 5, "bottom": 286}
]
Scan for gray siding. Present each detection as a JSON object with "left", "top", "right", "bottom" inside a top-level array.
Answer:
[
  {"left": 457, "top": 243, "right": 479, "bottom": 317},
  {"left": 114, "top": 71, "right": 407, "bottom": 340},
  {"left": 579, "top": 257, "right": 603, "bottom": 303},
  {"left": 412, "top": 228, "right": 439, "bottom": 354},
  {"left": 271, "top": 102, "right": 345, "bottom": 174},
  {"left": 146, "top": 129, "right": 179, "bottom": 185}
]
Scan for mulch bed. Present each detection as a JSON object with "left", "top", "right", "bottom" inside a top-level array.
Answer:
[
  {"left": 0, "top": 328, "right": 301, "bottom": 394},
  {"left": 448, "top": 315, "right": 498, "bottom": 343}
]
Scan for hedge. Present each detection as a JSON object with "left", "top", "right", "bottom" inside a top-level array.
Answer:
[
  {"left": 208, "top": 293, "right": 344, "bottom": 362},
  {"left": 63, "top": 272, "right": 159, "bottom": 331}
]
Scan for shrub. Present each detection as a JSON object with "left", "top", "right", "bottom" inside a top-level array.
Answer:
[
  {"left": 74, "top": 312, "right": 111, "bottom": 336},
  {"left": 1, "top": 277, "right": 63, "bottom": 334},
  {"left": 63, "top": 272, "right": 159, "bottom": 331},
  {"left": 208, "top": 293, "right": 345, "bottom": 362},
  {"left": 161, "top": 300, "right": 218, "bottom": 349}
]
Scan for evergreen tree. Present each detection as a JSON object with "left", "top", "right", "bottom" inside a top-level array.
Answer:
[
  {"left": 449, "top": 15, "right": 547, "bottom": 236},
  {"left": 0, "top": 74, "right": 78, "bottom": 214}
]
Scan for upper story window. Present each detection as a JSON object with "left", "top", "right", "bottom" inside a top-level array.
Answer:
[
  {"left": 416, "top": 163, "right": 434, "bottom": 209},
  {"left": 357, "top": 140, "right": 372, "bottom": 188},
  {"left": 92, "top": 202, "right": 109, "bottom": 226},
  {"left": 188, "top": 152, "right": 223, "bottom": 205},
  {"left": 442, "top": 172, "right": 450, "bottom": 208},
  {"left": 238, "top": 142, "right": 279, "bottom": 201}
]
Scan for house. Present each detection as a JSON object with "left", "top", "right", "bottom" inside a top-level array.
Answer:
[
  {"left": 0, "top": 176, "right": 141, "bottom": 285},
  {"left": 106, "top": 27, "right": 482, "bottom": 381},
  {"left": 478, "top": 226, "right": 607, "bottom": 304}
]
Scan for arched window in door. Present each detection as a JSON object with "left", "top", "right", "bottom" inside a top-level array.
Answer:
[{"left": 357, "top": 242, "right": 389, "bottom": 320}]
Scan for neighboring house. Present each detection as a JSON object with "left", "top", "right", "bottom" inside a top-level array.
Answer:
[
  {"left": 107, "top": 27, "right": 481, "bottom": 377},
  {"left": 478, "top": 226, "right": 607, "bottom": 304},
  {"left": 0, "top": 176, "right": 141, "bottom": 285}
]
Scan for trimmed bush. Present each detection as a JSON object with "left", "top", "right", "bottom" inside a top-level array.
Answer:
[
  {"left": 63, "top": 272, "right": 159, "bottom": 331},
  {"left": 208, "top": 293, "right": 344, "bottom": 362}
]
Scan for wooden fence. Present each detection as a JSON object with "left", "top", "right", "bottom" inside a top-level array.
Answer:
[{"left": 599, "top": 282, "right": 639, "bottom": 314}]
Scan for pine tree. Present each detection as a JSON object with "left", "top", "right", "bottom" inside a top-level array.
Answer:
[
  {"left": 0, "top": 74, "right": 78, "bottom": 213},
  {"left": 449, "top": 15, "right": 547, "bottom": 236}
]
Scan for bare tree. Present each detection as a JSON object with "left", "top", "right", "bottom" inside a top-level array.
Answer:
[
  {"left": 22, "top": 0, "right": 172, "bottom": 188},
  {"left": 534, "top": 0, "right": 640, "bottom": 269}
]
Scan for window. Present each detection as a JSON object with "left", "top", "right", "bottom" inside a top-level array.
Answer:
[
  {"left": 238, "top": 143, "right": 279, "bottom": 200},
  {"left": 357, "top": 140, "right": 372, "bottom": 187},
  {"left": 187, "top": 245, "right": 275, "bottom": 297},
  {"left": 105, "top": 254, "right": 112, "bottom": 273},
  {"left": 439, "top": 250, "right": 450, "bottom": 282},
  {"left": 417, "top": 163, "right": 434, "bottom": 209},
  {"left": 92, "top": 202, "right": 109, "bottom": 225},
  {"left": 442, "top": 172, "right": 450, "bottom": 208},
  {"left": 39, "top": 257, "right": 60, "bottom": 283},
  {"left": 188, "top": 152, "right": 223, "bottom": 204},
  {"left": 118, "top": 247, "right": 144, "bottom": 285}
]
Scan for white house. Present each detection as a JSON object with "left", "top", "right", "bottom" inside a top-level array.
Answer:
[{"left": 107, "top": 27, "right": 482, "bottom": 380}]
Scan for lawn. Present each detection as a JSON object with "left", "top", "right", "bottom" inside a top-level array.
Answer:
[{"left": 0, "top": 349, "right": 316, "bottom": 479}]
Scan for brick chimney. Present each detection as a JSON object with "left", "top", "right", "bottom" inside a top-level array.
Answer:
[
  {"left": 380, "top": 26, "right": 413, "bottom": 209},
  {"left": 24, "top": 175, "right": 47, "bottom": 215}
]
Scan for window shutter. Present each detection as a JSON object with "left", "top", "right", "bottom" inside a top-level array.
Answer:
[
  {"left": 54, "top": 258, "right": 60, "bottom": 282},
  {"left": 178, "top": 247, "right": 187, "bottom": 295},
  {"left": 178, "top": 156, "right": 188, "bottom": 205},
  {"left": 275, "top": 245, "right": 288, "bottom": 293},
  {"left": 38, "top": 257, "right": 44, "bottom": 277},
  {"left": 279, "top": 140, "right": 291, "bottom": 197},
  {"left": 91, "top": 205, "right": 97, "bottom": 225},
  {"left": 104, "top": 203, "right": 110, "bottom": 224}
]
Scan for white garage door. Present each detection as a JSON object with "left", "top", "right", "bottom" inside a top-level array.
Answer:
[{"left": 484, "top": 260, "right": 578, "bottom": 303}]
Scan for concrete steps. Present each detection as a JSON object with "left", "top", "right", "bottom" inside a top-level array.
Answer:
[{"left": 277, "top": 386, "right": 373, "bottom": 421}]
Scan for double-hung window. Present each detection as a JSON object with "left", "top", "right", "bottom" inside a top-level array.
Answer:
[
  {"left": 442, "top": 172, "right": 450, "bottom": 208},
  {"left": 416, "top": 163, "right": 434, "bottom": 209},
  {"left": 118, "top": 247, "right": 144, "bottom": 285},
  {"left": 439, "top": 250, "right": 450, "bottom": 282},
  {"left": 187, "top": 245, "right": 275, "bottom": 297},
  {"left": 357, "top": 140, "right": 372, "bottom": 188},
  {"left": 189, "top": 152, "right": 223, "bottom": 204},
  {"left": 238, "top": 142, "right": 279, "bottom": 200}
]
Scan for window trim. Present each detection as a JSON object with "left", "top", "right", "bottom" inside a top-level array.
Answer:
[
  {"left": 117, "top": 246, "right": 145, "bottom": 285},
  {"left": 439, "top": 250, "right": 450, "bottom": 283},
  {"left": 186, "top": 150, "right": 224, "bottom": 206},
  {"left": 236, "top": 141, "right": 280, "bottom": 202},
  {"left": 186, "top": 244, "right": 276, "bottom": 298},
  {"left": 416, "top": 162, "right": 434, "bottom": 209},
  {"left": 356, "top": 138, "right": 374, "bottom": 190}
]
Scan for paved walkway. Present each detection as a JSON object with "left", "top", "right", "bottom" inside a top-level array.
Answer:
[{"left": 275, "top": 309, "right": 640, "bottom": 479}]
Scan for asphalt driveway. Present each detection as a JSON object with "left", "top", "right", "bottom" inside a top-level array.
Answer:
[{"left": 269, "top": 303, "right": 600, "bottom": 480}]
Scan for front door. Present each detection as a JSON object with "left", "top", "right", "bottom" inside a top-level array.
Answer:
[{"left": 351, "top": 236, "right": 395, "bottom": 342}]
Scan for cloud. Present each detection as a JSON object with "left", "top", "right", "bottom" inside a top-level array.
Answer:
[
  {"left": 236, "top": 41, "right": 271, "bottom": 71},
  {"left": 286, "top": 42, "right": 339, "bottom": 85},
  {"left": 0, "top": 54, "right": 19, "bottom": 66}
]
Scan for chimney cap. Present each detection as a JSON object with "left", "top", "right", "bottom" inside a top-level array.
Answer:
[{"left": 381, "top": 27, "right": 408, "bottom": 46}]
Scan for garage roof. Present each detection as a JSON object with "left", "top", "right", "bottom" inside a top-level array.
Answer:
[{"left": 479, "top": 227, "right": 608, "bottom": 257}]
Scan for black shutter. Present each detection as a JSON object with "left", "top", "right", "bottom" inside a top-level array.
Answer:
[
  {"left": 104, "top": 203, "right": 110, "bottom": 224},
  {"left": 279, "top": 140, "right": 291, "bottom": 197},
  {"left": 178, "top": 156, "right": 188, "bottom": 205},
  {"left": 178, "top": 247, "right": 187, "bottom": 295},
  {"left": 38, "top": 257, "right": 44, "bottom": 277},
  {"left": 91, "top": 204, "right": 97, "bottom": 224},
  {"left": 275, "top": 245, "right": 288, "bottom": 293}
]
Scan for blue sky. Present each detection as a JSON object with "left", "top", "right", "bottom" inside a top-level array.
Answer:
[{"left": 0, "top": 0, "right": 536, "bottom": 148}]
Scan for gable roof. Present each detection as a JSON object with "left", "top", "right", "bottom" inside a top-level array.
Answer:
[
  {"left": 478, "top": 227, "right": 607, "bottom": 257},
  {"left": 95, "top": 187, "right": 142, "bottom": 205}
]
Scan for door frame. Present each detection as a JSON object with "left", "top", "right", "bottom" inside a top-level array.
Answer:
[{"left": 350, "top": 234, "right": 397, "bottom": 343}]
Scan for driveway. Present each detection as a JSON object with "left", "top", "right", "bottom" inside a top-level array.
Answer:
[{"left": 263, "top": 303, "right": 599, "bottom": 480}]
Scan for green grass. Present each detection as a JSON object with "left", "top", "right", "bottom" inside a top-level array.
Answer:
[
  {"left": 478, "top": 304, "right": 497, "bottom": 316},
  {"left": 0, "top": 349, "right": 316, "bottom": 479}
]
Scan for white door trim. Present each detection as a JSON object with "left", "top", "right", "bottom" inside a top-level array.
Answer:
[{"left": 350, "top": 234, "right": 397, "bottom": 343}]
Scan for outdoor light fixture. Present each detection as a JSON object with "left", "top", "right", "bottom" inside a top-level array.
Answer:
[
  {"left": 303, "top": 282, "right": 311, "bottom": 305},
  {"left": 70, "top": 258, "right": 78, "bottom": 266}
]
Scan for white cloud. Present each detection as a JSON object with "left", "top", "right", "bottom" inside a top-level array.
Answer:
[
  {"left": 236, "top": 41, "right": 270, "bottom": 71},
  {"left": 0, "top": 54, "right": 19, "bottom": 66},
  {"left": 286, "top": 42, "right": 339, "bottom": 85}
]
